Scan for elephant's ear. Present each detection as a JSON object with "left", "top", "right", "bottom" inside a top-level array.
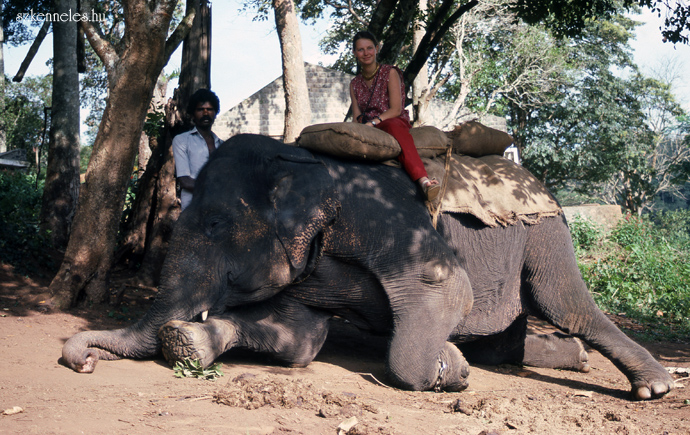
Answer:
[{"left": 271, "top": 154, "right": 340, "bottom": 271}]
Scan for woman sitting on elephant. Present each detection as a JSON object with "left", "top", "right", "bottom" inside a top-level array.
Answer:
[{"left": 349, "top": 30, "right": 441, "bottom": 201}]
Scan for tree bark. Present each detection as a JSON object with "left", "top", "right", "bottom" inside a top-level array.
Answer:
[
  {"left": 0, "top": 2, "right": 5, "bottom": 153},
  {"left": 115, "top": 0, "right": 209, "bottom": 286},
  {"left": 412, "top": 0, "right": 429, "bottom": 127},
  {"left": 403, "top": 0, "right": 478, "bottom": 89},
  {"left": 376, "top": 0, "right": 417, "bottom": 66},
  {"left": 134, "top": 96, "right": 182, "bottom": 287},
  {"left": 177, "top": 0, "right": 212, "bottom": 118},
  {"left": 49, "top": 0, "right": 184, "bottom": 309},
  {"left": 368, "top": 0, "right": 399, "bottom": 38},
  {"left": 273, "top": 0, "right": 311, "bottom": 142},
  {"left": 40, "top": 0, "right": 81, "bottom": 250},
  {"left": 115, "top": 76, "right": 169, "bottom": 270},
  {"left": 509, "top": 101, "right": 527, "bottom": 162}
]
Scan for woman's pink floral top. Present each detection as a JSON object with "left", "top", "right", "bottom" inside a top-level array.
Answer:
[{"left": 351, "top": 64, "right": 410, "bottom": 124}]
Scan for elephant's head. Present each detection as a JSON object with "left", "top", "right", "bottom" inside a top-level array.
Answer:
[
  {"left": 62, "top": 134, "right": 340, "bottom": 373},
  {"left": 170, "top": 134, "right": 340, "bottom": 307}
]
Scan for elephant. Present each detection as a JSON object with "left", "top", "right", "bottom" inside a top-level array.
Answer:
[{"left": 62, "top": 133, "right": 675, "bottom": 401}]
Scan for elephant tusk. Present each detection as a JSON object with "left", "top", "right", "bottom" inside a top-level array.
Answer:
[{"left": 201, "top": 311, "right": 208, "bottom": 322}]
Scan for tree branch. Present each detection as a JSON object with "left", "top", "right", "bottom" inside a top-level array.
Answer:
[
  {"left": 368, "top": 0, "right": 398, "bottom": 38},
  {"left": 377, "top": 0, "right": 418, "bottom": 65},
  {"left": 13, "top": 21, "right": 51, "bottom": 82},
  {"left": 164, "top": 10, "right": 197, "bottom": 66},
  {"left": 403, "top": 0, "right": 478, "bottom": 88},
  {"left": 80, "top": 0, "right": 119, "bottom": 71}
]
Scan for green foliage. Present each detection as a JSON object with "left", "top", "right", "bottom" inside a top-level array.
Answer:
[
  {"left": 553, "top": 189, "right": 603, "bottom": 207},
  {"left": 0, "top": 172, "right": 54, "bottom": 274},
  {"left": 173, "top": 359, "right": 224, "bottom": 380},
  {"left": 80, "top": 147, "right": 92, "bottom": 174},
  {"left": 609, "top": 214, "right": 655, "bottom": 247},
  {"left": 568, "top": 215, "right": 602, "bottom": 254},
  {"left": 518, "top": 13, "right": 688, "bottom": 214},
  {"left": 574, "top": 213, "right": 690, "bottom": 341},
  {"left": 1, "top": 74, "right": 52, "bottom": 166},
  {"left": 143, "top": 105, "right": 166, "bottom": 139},
  {"left": 651, "top": 209, "right": 690, "bottom": 245}
]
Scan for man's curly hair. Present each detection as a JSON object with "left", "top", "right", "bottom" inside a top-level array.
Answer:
[{"left": 187, "top": 89, "right": 220, "bottom": 116}]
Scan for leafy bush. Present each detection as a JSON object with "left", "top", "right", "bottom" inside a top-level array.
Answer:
[
  {"left": 610, "top": 214, "right": 655, "bottom": 247},
  {"left": 0, "top": 172, "right": 54, "bottom": 273},
  {"left": 574, "top": 212, "right": 690, "bottom": 341},
  {"left": 568, "top": 215, "right": 602, "bottom": 253},
  {"left": 652, "top": 209, "right": 690, "bottom": 246}
]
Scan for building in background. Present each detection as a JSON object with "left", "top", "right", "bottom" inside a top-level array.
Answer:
[{"left": 214, "top": 63, "right": 509, "bottom": 144}]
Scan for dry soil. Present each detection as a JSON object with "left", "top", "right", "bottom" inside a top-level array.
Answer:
[{"left": 1, "top": 263, "right": 689, "bottom": 435}]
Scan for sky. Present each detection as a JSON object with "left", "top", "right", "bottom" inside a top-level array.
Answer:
[{"left": 3, "top": 1, "right": 690, "bottom": 119}]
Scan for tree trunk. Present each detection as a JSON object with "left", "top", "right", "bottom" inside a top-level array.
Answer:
[
  {"left": 510, "top": 102, "right": 527, "bottom": 162},
  {"left": 49, "top": 0, "right": 182, "bottom": 309},
  {"left": 115, "top": 76, "right": 169, "bottom": 270},
  {"left": 115, "top": 0, "right": 211, "bottom": 286},
  {"left": 135, "top": 97, "right": 181, "bottom": 286},
  {"left": 40, "top": 0, "right": 81, "bottom": 250},
  {"left": 12, "top": 20, "right": 50, "bottom": 83},
  {"left": 273, "top": 0, "right": 311, "bottom": 142},
  {"left": 376, "top": 0, "right": 417, "bottom": 67},
  {"left": 0, "top": 3, "right": 5, "bottom": 153},
  {"left": 177, "top": 0, "right": 212, "bottom": 118},
  {"left": 412, "top": 0, "right": 429, "bottom": 127}
]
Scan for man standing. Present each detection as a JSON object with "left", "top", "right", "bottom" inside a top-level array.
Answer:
[{"left": 172, "top": 89, "right": 224, "bottom": 210}]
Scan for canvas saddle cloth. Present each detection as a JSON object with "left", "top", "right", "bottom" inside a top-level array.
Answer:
[{"left": 415, "top": 153, "right": 562, "bottom": 228}]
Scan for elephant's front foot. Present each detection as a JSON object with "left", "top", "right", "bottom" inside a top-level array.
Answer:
[
  {"left": 158, "top": 319, "right": 237, "bottom": 368},
  {"left": 523, "top": 332, "right": 590, "bottom": 372},
  {"left": 434, "top": 342, "right": 470, "bottom": 392},
  {"left": 630, "top": 362, "right": 675, "bottom": 400}
]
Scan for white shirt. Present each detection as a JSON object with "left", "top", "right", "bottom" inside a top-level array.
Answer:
[{"left": 172, "top": 127, "right": 223, "bottom": 210}]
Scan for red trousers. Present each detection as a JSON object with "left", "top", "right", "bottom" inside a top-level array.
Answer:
[{"left": 376, "top": 117, "right": 428, "bottom": 181}]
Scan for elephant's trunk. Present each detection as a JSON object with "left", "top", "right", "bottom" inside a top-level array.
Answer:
[
  {"left": 62, "top": 315, "right": 160, "bottom": 373},
  {"left": 62, "top": 222, "right": 223, "bottom": 373},
  {"left": 61, "top": 294, "right": 194, "bottom": 373}
]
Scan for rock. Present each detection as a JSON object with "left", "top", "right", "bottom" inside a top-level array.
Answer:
[
  {"left": 2, "top": 406, "right": 24, "bottom": 416},
  {"left": 337, "top": 416, "right": 358, "bottom": 435}
]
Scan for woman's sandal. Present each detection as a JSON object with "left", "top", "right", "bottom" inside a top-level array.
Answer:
[{"left": 422, "top": 178, "right": 441, "bottom": 201}]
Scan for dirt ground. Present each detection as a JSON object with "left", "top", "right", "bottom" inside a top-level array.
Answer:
[{"left": 1, "top": 263, "right": 689, "bottom": 435}]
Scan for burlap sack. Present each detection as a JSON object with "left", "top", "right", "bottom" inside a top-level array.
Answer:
[
  {"left": 446, "top": 120, "right": 514, "bottom": 157},
  {"left": 296, "top": 122, "right": 400, "bottom": 161},
  {"left": 410, "top": 126, "right": 451, "bottom": 158},
  {"left": 297, "top": 122, "right": 450, "bottom": 161}
]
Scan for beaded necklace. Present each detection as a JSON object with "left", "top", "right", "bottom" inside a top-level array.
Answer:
[{"left": 362, "top": 63, "right": 380, "bottom": 81}]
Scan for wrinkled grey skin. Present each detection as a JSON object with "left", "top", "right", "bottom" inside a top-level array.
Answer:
[{"left": 63, "top": 134, "right": 674, "bottom": 400}]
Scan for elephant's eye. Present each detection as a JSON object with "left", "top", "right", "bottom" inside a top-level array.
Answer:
[{"left": 205, "top": 217, "right": 223, "bottom": 237}]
